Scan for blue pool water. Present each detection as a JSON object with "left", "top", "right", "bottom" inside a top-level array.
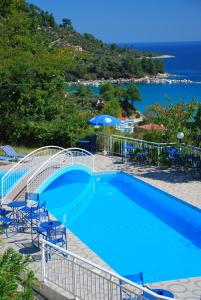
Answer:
[{"left": 40, "top": 169, "right": 201, "bottom": 283}]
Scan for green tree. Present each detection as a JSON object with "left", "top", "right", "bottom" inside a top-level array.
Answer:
[
  {"left": 61, "top": 18, "right": 72, "bottom": 28},
  {"left": 144, "top": 101, "right": 196, "bottom": 143},
  {"left": 118, "top": 85, "right": 141, "bottom": 117},
  {"left": 102, "top": 97, "right": 122, "bottom": 117},
  {"left": 188, "top": 104, "right": 201, "bottom": 146},
  {"left": 0, "top": 248, "right": 36, "bottom": 299}
]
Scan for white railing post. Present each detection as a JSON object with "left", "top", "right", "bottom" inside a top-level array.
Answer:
[
  {"left": 41, "top": 239, "right": 46, "bottom": 283},
  {"left": 157, "top": 145, "right": 161, "bottom": 167},
  {"left": 72, "top": 257, "right": 77, "bottom": 296},
  {"left": 109, "top": 275, "right": 114, "bottom": 300},
  {"left": 1, "top": 180, "right": 3, "bottom": 199}
]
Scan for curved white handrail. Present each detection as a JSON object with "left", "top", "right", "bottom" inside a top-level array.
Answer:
[
  {"left": 1, "top": 146, "right": 64, "bottom": 198},
  {"left": 67, "top": 147, "right": 95, "bottom": 171},
  {"left": 27, "top": 148, "right": 94, "bottom": 194},
  {"left": 42, "top": 239, "right": 175, "bottom": 300}
]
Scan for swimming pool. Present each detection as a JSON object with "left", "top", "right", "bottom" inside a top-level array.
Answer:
[{"left": 39, "top": 169, "right": 201, "bottom": 283}]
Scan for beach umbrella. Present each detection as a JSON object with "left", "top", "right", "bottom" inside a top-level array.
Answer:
[
  {"left": 87, "top": 114, "right": 121, "bottom": 153},
  {"left": 88, "top": 114, "right": 121, "bottom": 127}
]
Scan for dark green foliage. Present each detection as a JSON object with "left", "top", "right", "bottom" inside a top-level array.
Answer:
[
  {"left": 61, "top": 18, "right": 73, "bottom": 29},
  {"left": 18, "top": 2, "right": 164, "bottom": 81},
  {"left": 100, "top": 83, "right": 141, "bottom": 117},
  {"left": 0, "top": 248, "right": 35, "bottom": 299},
  {"left": 141, "top": 101, "right": 200, "bottom": 146},
  {"left": 0, "top": 0, "right": 160, "bottom": 148},
  {"left": 187, "top": 103, "right": 201, "bottom": 146}
]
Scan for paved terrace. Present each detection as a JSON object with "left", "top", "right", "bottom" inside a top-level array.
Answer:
[{"left": 1, "top": 154, "right": 201, "bottom": 299}]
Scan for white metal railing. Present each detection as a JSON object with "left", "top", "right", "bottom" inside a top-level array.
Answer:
[
  {"left": 41, "top": 239, "right": 175, "bottom": 300},
  {"left": 99, "top": 134, "right": 176, "bottom": 155},
  {"left": 97, "top": 134, "right": 176, "bottom": 166},
  {"left": 27, "top": 148, "right": 94, "bottom": 194},
  {"left": 1, "top": 146, "right": 64, "bottom": 199},
  {"left": 97, "top": 134, "right": 201, "bottom": 167},
  {"left": 181, "top": 143, "right": 201, "bottom": 155}
]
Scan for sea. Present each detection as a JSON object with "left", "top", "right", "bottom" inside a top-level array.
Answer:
[{"left": 121, "top": 41, "right": 201, "bottom": 112}]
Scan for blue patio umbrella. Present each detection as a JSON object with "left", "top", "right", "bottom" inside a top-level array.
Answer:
[
  {"left": 88, "top": 114, "right": 121, "bottom": 153},
  {"left": 88, "top": 114, "right": 121, "bottom": 127}
]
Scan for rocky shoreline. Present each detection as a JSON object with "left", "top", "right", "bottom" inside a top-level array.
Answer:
[{"left": 69, "top": 73, "right": 193, "bottom": 86}]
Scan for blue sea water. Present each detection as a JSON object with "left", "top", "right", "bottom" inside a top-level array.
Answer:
[
  {"left": 121, "top": 41, "right": 201, "bottom": 111},
  {"left": 40, "top": 169, "right": 201, "bottom": 283}
]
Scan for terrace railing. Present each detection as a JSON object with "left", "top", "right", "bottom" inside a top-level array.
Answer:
[
  {"left": 97, "top": 134, "right": 201, "bottom": 169},
  {"left": 26, "top": 148, "right": 94, "bottom": 194},
  {"left": 1, "top": 146, "right": 64, "bottom": 199},
  {"left": 180, "top": 143, "right": 201, "bottom": 156},
  {"left": 97, "top": 134, "right": 176, "bottom": 166},
  {"left": 41, "top": 239, "right": 175, "bottom": 300}
]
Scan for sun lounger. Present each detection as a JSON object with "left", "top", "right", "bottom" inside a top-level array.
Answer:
[
  {"left": 1, "top": 145, "right": 26, "bottom": 159},
  {"left": 0, "top": 155, "right": 14, "bottom": 162}
]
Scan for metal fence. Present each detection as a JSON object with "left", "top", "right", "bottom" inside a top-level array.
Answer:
[
  {"left": 97, "top": 134, "right": 201, "bottom": 170},
  {"left": 1, "top": 146, "right": 64, "bottom": 199},
  {"left": 27, "top": 148, "right": 94, "bottom": 194},
  {"left": 41, "top": 239, "right": 175, "bottom": 300},
  {"left": 97, "top": 134, "right": 176, "bottom": 165}
]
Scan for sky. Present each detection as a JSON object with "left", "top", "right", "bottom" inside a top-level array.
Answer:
[{"left": 28, "top": 0, "right": 201, "bottom": 43}]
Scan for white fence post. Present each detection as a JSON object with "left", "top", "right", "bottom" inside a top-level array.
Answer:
[
  {"left": 41, "top": 240, "right": 46, "bottom": 283},
  {"left": 109, "top": 275, "right": 114, "bottom": 300},
  {"left": 157, "top": 145, "right": 161, "bottom": 167},
  {"left": 1, "top": 180, "right": 3, "bottom": 199},
  {"left": 72, "top": 257, "right": 77, "bottom": 296}
]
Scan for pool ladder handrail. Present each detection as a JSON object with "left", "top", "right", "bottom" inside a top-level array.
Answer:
[{"left": 1, "top": 146, "right": 64, "bottom": 199}]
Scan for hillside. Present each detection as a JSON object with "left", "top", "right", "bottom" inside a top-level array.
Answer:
[
  {"left": 0, "top": 0, "right": 163, "bottom": 148},
  {"left": 24, "top": 2, "right": 164, "bottom": 81}
]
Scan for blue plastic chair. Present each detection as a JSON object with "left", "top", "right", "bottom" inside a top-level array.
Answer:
[
  {"left": 29, "top": 210, "right": 49, "bottom": 246},
  {"left": 48, "top": 226, "right": 67, "bottom": 248},
  {"left": 137, "top": 148, "right": 149, "bottom": 164},
  {"left": 20, "top": 193, "right": 45, "bottom": 219},
  {"left": 120, "top": 272, "right": 144, "bottom": 300},
  {"left": 21, "top": 198, "right": 46, "bottom": 215},
  {"left": 119, "top": 272, "right": 144, "bottom": 285},
  {"left": 44, "top": 226, "right": 67, "bottom": 260},
  {"left": 120, "top": 272, "right": 174, "bottom": 300},
  {"left": 1, "top": 145, "right": 26, "bottom": 159},
  {"left": 0, "top": 216, "right": 18, "bottom": 237},
  {"left": 120, "top": 272, "right": 144, "bottom": 285},
  {"left": 0, "top": 208, "right": 12, "bottom": 216}
]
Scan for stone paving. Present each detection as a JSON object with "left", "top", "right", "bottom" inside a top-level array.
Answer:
[{"left": 1, "top": 154, "right": 201, "bottom": 299}]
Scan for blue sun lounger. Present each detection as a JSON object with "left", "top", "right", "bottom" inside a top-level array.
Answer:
[
  {"left": 1, "top": 145, "right": 26, "bottom": 159},
  {"left": 0, "top": 155, "right": 14, "bottom": 162}
]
